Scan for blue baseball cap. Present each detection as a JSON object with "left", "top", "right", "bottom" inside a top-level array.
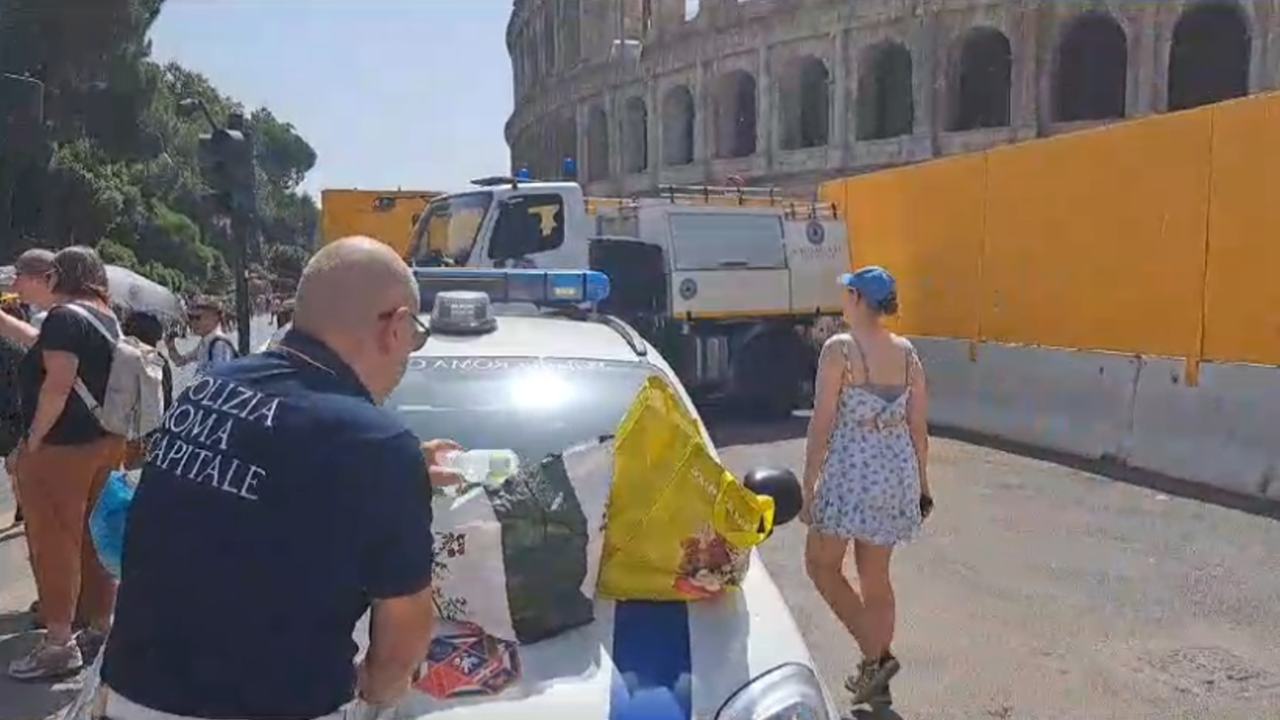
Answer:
[{"left": 838, "top": 266, "right": 897, "bottom": 304}]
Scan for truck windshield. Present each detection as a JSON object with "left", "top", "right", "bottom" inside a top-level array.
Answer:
[
  {"left": 389, "top": 356, "right": 658, "bottom": 465},
  {"left": 412, "top": 191, "right": 492, "bottom": 265}
]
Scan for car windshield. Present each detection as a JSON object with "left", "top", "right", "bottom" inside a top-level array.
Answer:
[
  {"left": 388, "top": 356, "right": 658, "bottom": 466},
  {"left": 411, "top": 191, "right": 492, "bottom": 265}
]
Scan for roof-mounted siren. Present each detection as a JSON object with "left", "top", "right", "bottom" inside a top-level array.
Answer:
[{"left": 471, "top": 175, "right": 520, "bottom": 189}]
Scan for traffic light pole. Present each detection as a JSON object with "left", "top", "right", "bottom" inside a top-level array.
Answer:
[
  {"left": 186, "top": 100, "right": 257, "bottom": 354},
  {"left": 231, "top": 212, "right": 253, "bottom": 356}
]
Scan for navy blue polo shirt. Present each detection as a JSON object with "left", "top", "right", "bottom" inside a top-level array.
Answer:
[{"left": 103, "top": 331, "right": 434, "bottom": 719}]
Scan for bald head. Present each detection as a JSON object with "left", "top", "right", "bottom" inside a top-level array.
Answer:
[{"left": 294, "top": 237, "right": 418, "bottom": 336}]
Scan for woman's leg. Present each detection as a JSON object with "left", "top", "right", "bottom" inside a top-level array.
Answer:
[
  {"left": 805, "top": 529, "right": 875, "bottom": 657},
  {"left": 77, "top": 436, "right": 125, "bottom": 633},
  {"left": 16, "top": 443, "right": 96, "bottom": 645},
  {"left": 853, "top": 540, "right": 896, "bottom": 660}
]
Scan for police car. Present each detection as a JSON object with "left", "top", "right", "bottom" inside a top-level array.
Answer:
[
  {"left": 379, "top": 269, "right": 832, "bottom": 720},
  {"left": 66, "top": 269, "right": 834, "bottom": 720}
]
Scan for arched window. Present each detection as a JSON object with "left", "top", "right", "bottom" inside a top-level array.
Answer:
[
  {"left": 564, "top": 0, "right": 581, "bottom": 63},
  {"left": 662, "top": 85, "right": 696, "bottom": 166},
  {"left": 587, "top": 106, "right": 611, "bottom": 181},
  {"left": 1168, "top": 1, "right": 1250, "bottom": 111},
  {"left": 950, "top": 28, "right": 1012, "bottom": 131},
  {"left": 713, "top": 70, "right": 757, "bottom": 158},
  {"left": 1054, "top": 14, "right": 1127, "bottom": 121},
  {"left": 780, "top": 56, "right": 830, "bottom": 149},
  {"left": 622, "top": 96, "right": 649, "bottom": 174},
  {"left": 685, "top": 0, "right": 700, "bottom": 22},
  {"left": 542, "top": 5, "right": 557, "bottom": 72},
  {"left": 856, "top": 42, "right": 914, "bottom": 140}
]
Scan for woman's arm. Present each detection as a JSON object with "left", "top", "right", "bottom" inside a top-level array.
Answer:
[
  {"left": 166, "top": 335, "right": 195, "bottom": 366},
  {"left": 26, "top": 349, "right": 79, "bottom": 451},
  {"left": 802, "top": 338, "right": 847, "bottom": 502},
  {"left": 905, "top": 348, "right": 930, "bottom": 497},
  {"left": 0, "top": 311, "right": 38, "bottom": 348}
]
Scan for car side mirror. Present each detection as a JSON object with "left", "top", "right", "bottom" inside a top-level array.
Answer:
[{"left": 744, "top": 467, "right": 802, "bottom": 527}]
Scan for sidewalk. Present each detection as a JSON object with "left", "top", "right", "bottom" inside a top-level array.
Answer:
[{"left": 0, "top": 468, "right": 87, "bottom": 720}]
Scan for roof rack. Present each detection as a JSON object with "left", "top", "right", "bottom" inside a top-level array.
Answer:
[
  {"left": 587, "top": 185, "right": 839, "bottom": 221},
  {"left": 539, "top": 306, "right": 648, "bottom": 358},
  {"left": 591, "top": 314, "right": 648, "bottom": 357}
]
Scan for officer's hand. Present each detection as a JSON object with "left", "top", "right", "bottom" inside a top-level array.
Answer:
[
  {"left": 420, "top": 438, "right": 461, "bottom": 467},
  {"left": 421, "top": 439, "right": 464, "bottom": 490},
  {"left": 429, "top": 466, "right": 466, "bottom": 489}
]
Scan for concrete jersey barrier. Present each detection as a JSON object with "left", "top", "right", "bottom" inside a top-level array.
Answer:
[{"left": 914, "top": 338, "right": 1280, "bottom": 502}]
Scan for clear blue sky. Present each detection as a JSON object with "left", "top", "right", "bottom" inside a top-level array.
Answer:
[{"left": 149, "top": 0, "right": 515, "bottom": 198}]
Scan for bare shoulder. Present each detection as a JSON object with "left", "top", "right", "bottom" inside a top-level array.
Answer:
[
  {"left": 823, "top": 332, "right": 852, "bottom": 350},
  {"left": 889, "top": 333, "right": 917, "bottom": 354}
]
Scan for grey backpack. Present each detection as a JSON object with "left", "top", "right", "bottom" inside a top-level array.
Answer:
[{"left": 62, "top": 303, "right": 167, "bottom": 439}]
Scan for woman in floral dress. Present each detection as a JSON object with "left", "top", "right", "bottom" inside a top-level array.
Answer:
[{"left": 801, "top": 266, "right": 933, "bottom": 707}]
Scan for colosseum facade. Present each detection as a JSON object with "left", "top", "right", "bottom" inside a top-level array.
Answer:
[{"left": 506, "top": 0, "right": 1280, "bottom": 195}]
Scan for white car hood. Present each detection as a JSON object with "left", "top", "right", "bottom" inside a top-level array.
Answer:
[{"left": 378, "top": 558, "right": 827, "bottom": 720}]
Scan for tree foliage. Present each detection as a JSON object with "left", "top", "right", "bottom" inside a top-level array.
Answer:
[{"left": 0, "top": 0, "right": 319, "bottom": 295}]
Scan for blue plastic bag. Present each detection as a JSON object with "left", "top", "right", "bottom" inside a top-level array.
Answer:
[{"left": 90, "top": 470, "right": 136, "bottom": 579}]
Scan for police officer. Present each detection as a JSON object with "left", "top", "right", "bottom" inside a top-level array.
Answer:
[{"left": 101, "top": 237, "right": 459, "bottom": 719}]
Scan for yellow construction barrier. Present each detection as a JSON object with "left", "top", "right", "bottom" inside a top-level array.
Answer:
[{"left": 821, "top": 92, "right": 1280, "bottom": 371}]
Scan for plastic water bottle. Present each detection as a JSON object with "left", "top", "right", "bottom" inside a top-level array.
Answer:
[{"left": 441, "top": 449, "right": 520, "bottom": 487}]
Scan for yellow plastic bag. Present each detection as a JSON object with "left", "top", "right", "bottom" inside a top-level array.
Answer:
[{"left": 598, "top": 377, "right": 776, "bottom": 601}]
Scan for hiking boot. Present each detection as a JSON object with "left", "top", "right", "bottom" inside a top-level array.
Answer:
[
  {"left": 8, "top": 635, "right": 84, "bottom": 680},
  {"left": 76, "top": 628, "right": 108, "bottom": 663},
  {"left": 867, "top": 679, "right": 893, "bottom": 708},
  {"left": 844, "top": 654, "right": 901, "bottom": 706}
]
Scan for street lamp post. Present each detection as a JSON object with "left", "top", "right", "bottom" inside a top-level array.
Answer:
[{"left": 179, "top": 97, "right": 256, "bottom": 355}]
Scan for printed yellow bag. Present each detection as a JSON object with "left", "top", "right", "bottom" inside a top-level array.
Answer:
[{"left": 598, "top": 376, "right": 776, "bottom": 601}]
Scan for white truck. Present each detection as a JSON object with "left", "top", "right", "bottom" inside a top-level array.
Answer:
[{"left": 407, "top": 178, "right": 849, "bottom": 415}]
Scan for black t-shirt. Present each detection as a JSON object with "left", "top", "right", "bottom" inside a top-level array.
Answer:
[
  {"left": 18, "top": 303, "right": 118, "bottom": 446},
  {"left": 102, "top": 331, "right": 435, "bottom": 719}
]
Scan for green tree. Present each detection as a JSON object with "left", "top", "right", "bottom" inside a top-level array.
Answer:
[{"left": 0, "top": 0, "right": 319, "bottom": 298}]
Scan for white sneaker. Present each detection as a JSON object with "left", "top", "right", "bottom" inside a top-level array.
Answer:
[{"left": 8, "top": 636, "right": 84, "bottom": 680}]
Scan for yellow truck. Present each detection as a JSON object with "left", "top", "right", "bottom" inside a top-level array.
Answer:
[{"left": 318, "top": 189, "right": 440, "bottom": 259}]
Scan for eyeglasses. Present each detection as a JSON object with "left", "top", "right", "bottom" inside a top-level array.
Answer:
[{"left": 377, "top": 308, "right": 430, "bottom": 352}]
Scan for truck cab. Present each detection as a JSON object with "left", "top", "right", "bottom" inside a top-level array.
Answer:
[
  {"left": 407, "top": 179, "right": 849, "bottom": 415},
  {"left": 408, "top": 178, "right": 591, "bottom": 269}
]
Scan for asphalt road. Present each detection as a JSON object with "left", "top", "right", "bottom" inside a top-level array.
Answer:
[
  {"left": 2, "top": 345, "right": 1279, "bottom": 718},
  {"left": 711, "top": 416, "right": 1280, "bottom": 720}
]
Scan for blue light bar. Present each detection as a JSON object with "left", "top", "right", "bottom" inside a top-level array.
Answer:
[{"left": 413, "top": 269, "right": 611, "bottom": 309}]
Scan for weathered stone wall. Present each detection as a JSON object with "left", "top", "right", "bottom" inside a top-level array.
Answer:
[{"left": 507, "top": 0, "right": 1280, "bottom": 196}]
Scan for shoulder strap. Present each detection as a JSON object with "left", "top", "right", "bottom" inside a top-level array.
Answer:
[
  {"left": 902, "top": 341, "right": 918, "bottom": 386},
  {"left": 847, "top": 333, "right": 870, "bottom": 385},
  {"left": 58, "top": 302, "right": 119, "bottom": 345},
  {"left": 208, "top": 335, "right": 237, "bottom": 361},
  {"left": 55, "top": 303, "right": 115, "bottom": 414}
]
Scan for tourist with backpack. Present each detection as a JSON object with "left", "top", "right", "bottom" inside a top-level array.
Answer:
[
  {"left": 167, "top": 297, "right": 237, "bottom": 373},
  {"left": 3, "top": 246, "right": 166, "bottom": 680}
]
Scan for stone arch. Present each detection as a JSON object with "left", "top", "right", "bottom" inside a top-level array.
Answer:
[
  {"left": 1168, "top": 1, "right": 1251, "bottom": 111},
  {"left": 622, "top": 96, "right": 649, "bottom": 174},
  {"left": 1055, "top": 13, "right": 1127, "bottom": 121},
  {"left": 662, "top": 84, "right": 696, "bottom": 166},
  {"left": 950, "top": 27, "right": 1012, "bottom": 131},
  {"left": 857, "top": 41, "right": 914, "bottom": 140},
  {"left": 555, "top": 112, "right": 579, "bottom": 180},
  {"left": 780, "top": 56, "right": 831, "bottom": 149},
  {"left": 713, "top": 69, "right": 758, "bottom": 158},
  {"left": 587, "top": 105, "right": 611, "bottom": 181}
]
